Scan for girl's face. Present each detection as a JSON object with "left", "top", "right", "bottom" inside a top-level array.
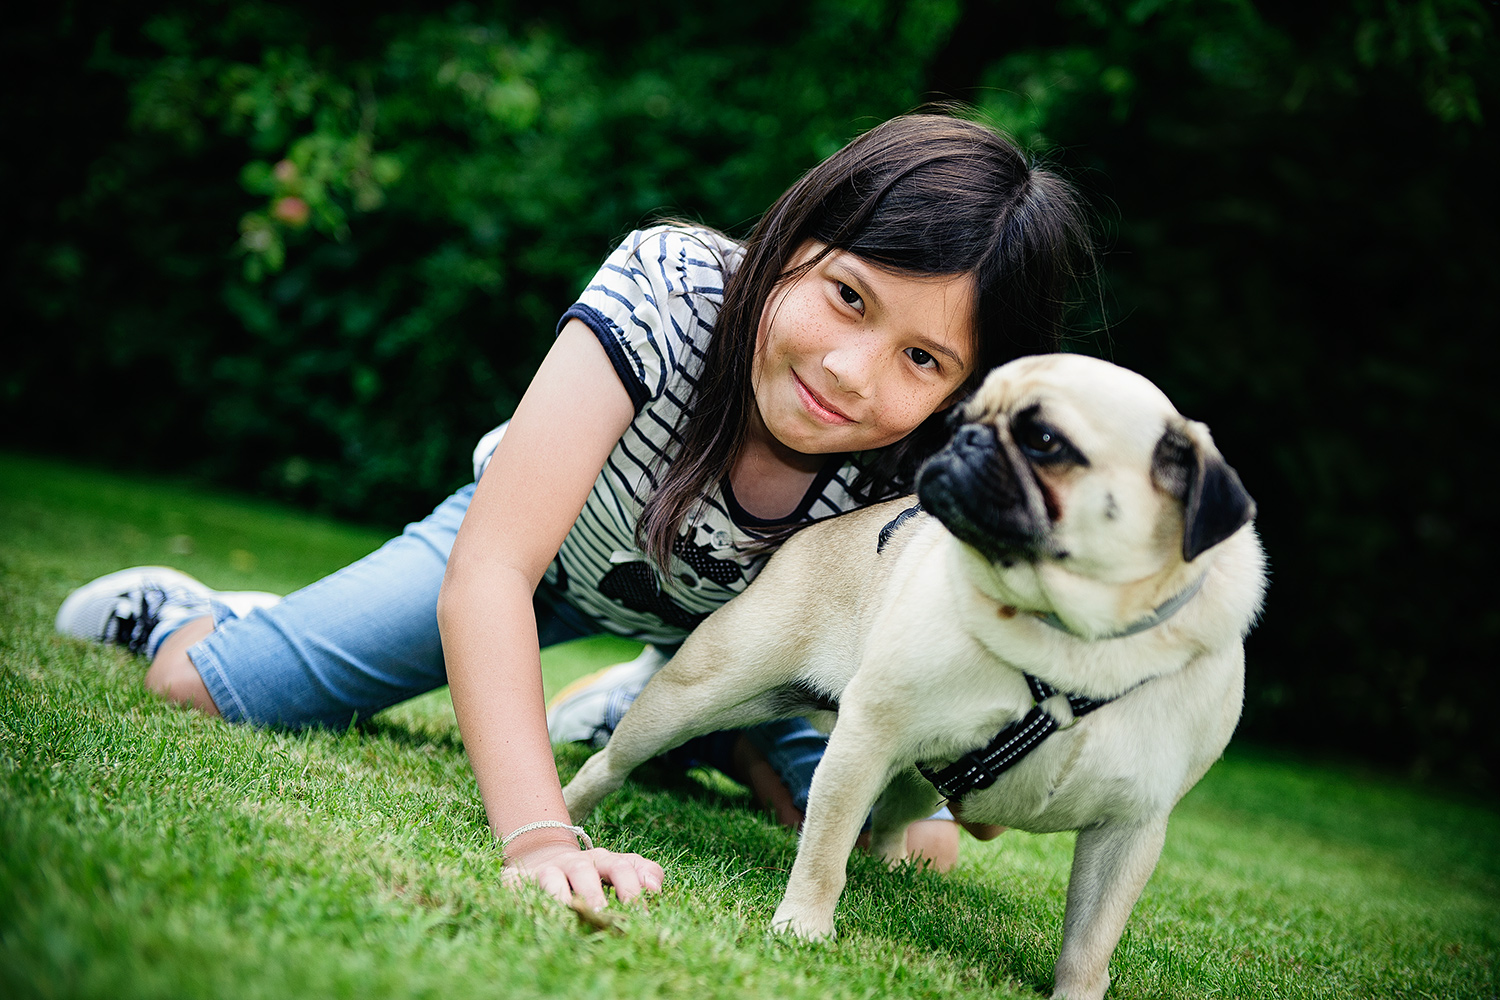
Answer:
[{"left": 752, "top": 242, "right": 976, "bottom": 458}]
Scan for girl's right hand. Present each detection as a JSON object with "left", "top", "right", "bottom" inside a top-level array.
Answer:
[{"left": 501, "top": 827, "right": 664, "bottom": 908}]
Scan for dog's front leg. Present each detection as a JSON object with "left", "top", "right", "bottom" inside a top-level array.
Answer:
[
  {"left": 1051, "top": 816, "right": 1168, "bottom": 1000},
  {"left": 771, "top": 706, "right": 895, "bottom": 940}
]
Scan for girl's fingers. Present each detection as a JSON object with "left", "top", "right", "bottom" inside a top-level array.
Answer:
[
  {"left": 631, "top": 855, "right": 665, "bottom": 894},
  {"left": 565, "top": 861, "right": 609, "bottom": 911},
  {"left": 597, "top": 851, "right": 665, "bottom": 902},
  {"left": 593, "top": 851, "right": 644, "bottom": 903},
  {"left": 502, "top": 843, "right": 604, "bottom": 906},
  {"left": 537, "top": 863, "right": 581, "bottom": 906},
  {"left": 502, "top": 845, "right": 664, "bottom": 909}
]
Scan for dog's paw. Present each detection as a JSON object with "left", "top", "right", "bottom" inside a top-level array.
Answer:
[
  {"left": 1050, "top": 971, "right": 1108, "bottom": 1000},
  {"left": 770, "top": 904, "right": 836, "bottom": 941}
]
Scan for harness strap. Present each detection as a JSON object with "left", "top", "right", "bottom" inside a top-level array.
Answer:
[
  {"left": 875, "top": 499, "right": 1183, "bottom": 799},
  {"left": 917, "top": 673, "right": 1117, "bottom": 801},
  {"left": 1028, "top": 673, "right": 1113, "bottom": 717}
]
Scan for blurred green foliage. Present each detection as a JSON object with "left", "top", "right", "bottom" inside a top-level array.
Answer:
[{"left": 3, "top": 0, "right": 1495, "bottom": 788}]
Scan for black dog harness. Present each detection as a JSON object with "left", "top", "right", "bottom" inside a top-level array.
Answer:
[
  {"left": 876, "top": 502, "right": 1201, "bottom": 801},
  {"left": 916, "top": 674, "right": 1115, "bottom": 799}
]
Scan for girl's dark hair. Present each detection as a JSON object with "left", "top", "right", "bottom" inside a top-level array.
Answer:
[{"left": 638, "top": 110, "right": 1096, "bottom": 568}]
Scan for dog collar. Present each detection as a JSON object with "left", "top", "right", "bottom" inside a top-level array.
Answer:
[
  {"left": 1032, "top": 572, "right": 1208, "bottom": 640},
  {"left": 879, "top": 503, "right": 1208, "bottom": 641}
]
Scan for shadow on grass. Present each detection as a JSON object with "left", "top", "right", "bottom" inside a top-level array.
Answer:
[
  {"left": 552, "top": 740, "right": 761, "bottom": 814},
  {"left": 845, "top": 847, "right": 1062, "bottom": 996},
  {"left": 354, "top": 715, "right": 466, "bottom": 753}
]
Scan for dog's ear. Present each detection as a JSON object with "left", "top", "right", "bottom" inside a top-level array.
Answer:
[
  {"left": 1152, "top": 421, "right": 1256, "bottom": 562},
  {"left": 942, "top": 398, "right": 973, "bottom": 430}
]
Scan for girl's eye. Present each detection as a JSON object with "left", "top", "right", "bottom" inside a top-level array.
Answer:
[
  {"left": 906, "top": 347, "right": 937, "bottom": 370},
  {"left": 837, "top": 282, "right": 864, "bottom": 311}
]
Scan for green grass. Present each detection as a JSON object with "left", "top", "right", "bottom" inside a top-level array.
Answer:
[{"left": 2, "top": 451, "right": 1496, "bottom": 999}]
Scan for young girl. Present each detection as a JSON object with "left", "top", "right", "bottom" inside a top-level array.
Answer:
[{"left": 56, "top": 112, "right": 1091, "bottom": 910}]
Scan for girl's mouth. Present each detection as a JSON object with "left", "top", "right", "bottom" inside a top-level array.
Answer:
[{"left": 793, "top": 371, "right": 855, "bottom": 425}]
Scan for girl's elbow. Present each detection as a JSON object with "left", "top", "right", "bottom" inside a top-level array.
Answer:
[
  {"left": 435, "top": 559, "right": 532, "bottom": 632},
  {"left": 435, "top": 574, "right": 459, "bottom": 633},
  {"left": 435, "top": 562, "right": 475, "bottom": 632}
]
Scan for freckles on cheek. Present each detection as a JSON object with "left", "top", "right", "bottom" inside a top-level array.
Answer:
[
  {"left": 887, "top": 389, "right": 936, "bottom": 435},
  {"left": 909, "top": 384, "right": 952, "bottom": 417},
  {"left": 876, "top": 388, "right": 908, "bottom": 421}
]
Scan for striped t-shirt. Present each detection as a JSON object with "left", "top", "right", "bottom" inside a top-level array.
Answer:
[{"left": 474, "top": 225, "right": 881, "bottom": 644}]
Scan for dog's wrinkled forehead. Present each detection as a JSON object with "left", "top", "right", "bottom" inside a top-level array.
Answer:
[{"left": 960, "top": 355, "right": 1180, "bottom": 456}]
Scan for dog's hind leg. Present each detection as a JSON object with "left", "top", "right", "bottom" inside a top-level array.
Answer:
[
  {"left": 1050, "top": 816, "right": 1168, "bottom": 1000},
  {"left": 563, "top": 528, "right": 864, "bottom": 823}
]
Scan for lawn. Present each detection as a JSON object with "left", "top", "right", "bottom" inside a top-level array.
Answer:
[{"left": 2, "top": 451, "right": 1496, "bottom": 999}]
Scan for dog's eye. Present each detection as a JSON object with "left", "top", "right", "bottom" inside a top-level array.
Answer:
[
  {"left": 1018, "top": 422, "right": 1062, "bottom": 457},
  {"left": 1012, "top": 410, "right": 1086, "bottom": 466}
]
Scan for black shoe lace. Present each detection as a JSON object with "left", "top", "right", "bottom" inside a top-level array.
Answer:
[{"left": 109, "top": 586, "right": 168, "bottom": 656}]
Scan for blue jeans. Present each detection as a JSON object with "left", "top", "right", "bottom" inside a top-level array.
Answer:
[{"left": 182, "top": 483, "right": 842, "bottom": 811}]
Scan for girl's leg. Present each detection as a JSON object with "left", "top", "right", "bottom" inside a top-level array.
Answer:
[
  {"left": 65, "top": 481, "right": 600, "bottom": 728},
  {"left": 179, "top": 483, "right": 597, "bottom": 727},
  {"left": 60, "top": 485, "right": 478, "bottom": 727},
  {"left": 184, "top": 485, "right": 474, "bottom": 727},
  {"left": 56, "top": 565, "right": 279, "bottom": 710}
]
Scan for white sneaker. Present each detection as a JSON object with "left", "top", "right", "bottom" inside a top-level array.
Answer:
[
  {"left": 55, "top": 566, "right": 280, "bottom": 657},
  {"left": 545, "top": 645, "right": 671, "bottom": 747}
]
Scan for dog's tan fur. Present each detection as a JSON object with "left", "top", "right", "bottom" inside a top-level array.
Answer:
[{"left": 563, "top": 355, "right": 1266, "bottom": 999}]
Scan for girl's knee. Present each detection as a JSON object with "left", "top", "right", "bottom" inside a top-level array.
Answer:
[
  {"left": 905, "top": 819, "right": 962, "bottom": 873},
  {"left": 144, "top": 618, "right": 222, "bottom": 717}
]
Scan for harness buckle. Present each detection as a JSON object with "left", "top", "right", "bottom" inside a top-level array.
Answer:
[{"left": 1039, "top": 692, "right": 1078, "bottom": 730}]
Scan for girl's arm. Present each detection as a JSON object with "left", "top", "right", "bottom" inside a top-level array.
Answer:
[{"left": 438, "top": 320, "right": 661, "bottom": 908}]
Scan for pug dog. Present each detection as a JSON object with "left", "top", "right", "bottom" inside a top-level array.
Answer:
[{"left": 562, "top": 354, "right": 1266, "bottom": 1000}]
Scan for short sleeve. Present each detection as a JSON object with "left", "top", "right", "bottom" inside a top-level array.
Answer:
[{"left": 556, "top": 226, "right": 739, "bottom": 412}]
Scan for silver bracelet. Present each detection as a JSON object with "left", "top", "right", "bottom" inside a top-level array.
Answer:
[{"left": 500, "top": 820, "right": 594, "bottom": 852}]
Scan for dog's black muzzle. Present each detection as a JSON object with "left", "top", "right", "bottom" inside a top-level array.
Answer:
[{"left": 916, "top": 423, "right": 1049, "bottom": 565}]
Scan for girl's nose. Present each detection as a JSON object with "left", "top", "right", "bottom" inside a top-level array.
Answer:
[{"left": 824, "top": 343, "right": 878, "bottom": 397}]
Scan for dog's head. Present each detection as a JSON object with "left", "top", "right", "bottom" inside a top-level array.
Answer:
[{"left": 916, "top": 355, "right": 1255, "bottom": 630}]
